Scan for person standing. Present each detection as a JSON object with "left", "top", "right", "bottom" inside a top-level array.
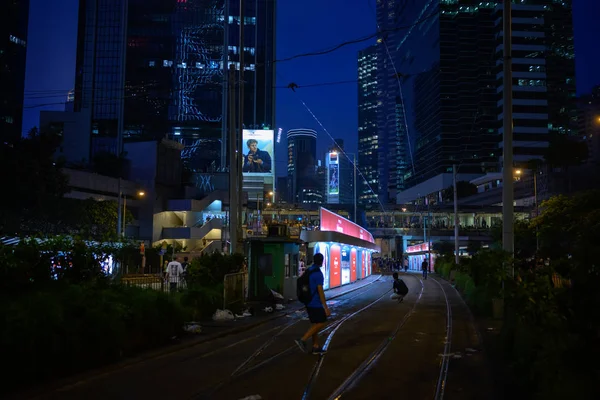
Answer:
[
  {"left": 421, "top": 258, "right": 429, "bottom": 280},
  {"left": 295, "top": 253, "right": 331, "bottom": 355},
  {"left": 165, "top": 257, "right": 184, "bottom": 292}
]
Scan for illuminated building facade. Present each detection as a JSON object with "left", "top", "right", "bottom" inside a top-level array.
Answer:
[{"left": 74, "top": 0, "right": 275, "bottom": 169}]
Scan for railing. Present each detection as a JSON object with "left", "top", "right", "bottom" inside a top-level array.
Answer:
[
  {"left": 121, "top": 273, "right": 187, "bottom": 292},
  {"left": 223, "top": 271, "right": 248, "bottom": 310}
]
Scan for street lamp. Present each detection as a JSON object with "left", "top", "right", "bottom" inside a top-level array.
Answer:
[
  {"left": 269, "top": 191, "right": 275, "bottom": 204},
  {"left": 119, "top": 190, "right": 145, "bottom": 238}
]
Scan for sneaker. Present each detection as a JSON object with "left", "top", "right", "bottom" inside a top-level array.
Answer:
[
  {"left": 312, "top": 347, "right": 327, "bottom": 355},
  {"left": 295, "top": 339, "right": 307, "bottom": 353}
]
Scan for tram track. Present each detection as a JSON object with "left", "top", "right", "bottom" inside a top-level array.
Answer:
[
  {"left": 190, "top": 276, "right": 392, "bottom": 399},
  {"left": 431, "top": 277, "right": 453, "bottom": 400},
  {"left": 323, "top": 274, "right": 425, "bottom": 400}
]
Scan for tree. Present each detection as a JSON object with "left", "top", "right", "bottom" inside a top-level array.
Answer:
[
  {"left": 92, "top": 151, "right": 127, "bottom": 178},
  {"left": 66, "top": 198, "right": 134, "bottom": 240},
  {"left": 0, "top": 130, "right": 69, "bottom": 235},
  {"left": 442, "top": 180, "right": 478, "bottom": 202},
  {"left": 544, "top": 134, "right": 588, "bottom": 170}
]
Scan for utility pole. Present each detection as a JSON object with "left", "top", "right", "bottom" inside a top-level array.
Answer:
[
  {"left": 117, "top": 178, "right": 122, "bottom": 238},
  {"left": 353, "top": 153, "right": 357, "bottom": 222},
  {"left": 228, "top": 64, "right": 238, "bottom": 254},
  {"left": 502, "top": 0, "right": 515, "bottom": 272},
  {"left": 453, "top": 164, "right": 459, "bottom": 265},
  {"left": 236, "top": 0, "right": 245, "bottom": 254}
]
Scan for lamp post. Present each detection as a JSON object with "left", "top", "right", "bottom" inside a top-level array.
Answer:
[{"left": 119, "top": 190, "right": 145, "bottom": 238}]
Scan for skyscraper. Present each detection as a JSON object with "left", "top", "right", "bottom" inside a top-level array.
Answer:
[
  {"left": 497, "top": 1, "right": 577, "bottom": 166},
  {"left": 73, "top": 0, "right": 275, "bottom": 169},
  {"left": 376, "top": 0, "right": 500, "bottom": 203},
  {"left": 357, "top": 44, "right": 379, "bottom": 206},
  {"left": 1, "top": 0, "right": 29, "bottom": 144},
  {"left": 286, "top": 128, "right": 321, "bottom": 204}
]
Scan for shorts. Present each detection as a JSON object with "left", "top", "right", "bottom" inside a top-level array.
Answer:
[
  {"left": 306, "top": 306, "right": 327, "bottom": 324},
  {"left": 391, "top": 293, "right": 404, "bottom": 300}
]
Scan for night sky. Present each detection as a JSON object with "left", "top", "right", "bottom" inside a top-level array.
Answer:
[{"left": 22, "top": 0, "right": 600, "bottom": 178}]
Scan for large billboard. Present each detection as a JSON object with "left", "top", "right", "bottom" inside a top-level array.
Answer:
[
  {"left": 319, "top": 207, "right": 375, "bottom": 243},
  {"left": 242, "top": 129, "right": 274, "bottom": 176},
  {"left": 328, "top": 163, "right": 339, "bottom": 195}
]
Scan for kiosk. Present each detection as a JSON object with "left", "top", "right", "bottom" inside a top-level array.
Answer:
[{"left": 301, "top": 208, "right": 379, "bottom": 290}]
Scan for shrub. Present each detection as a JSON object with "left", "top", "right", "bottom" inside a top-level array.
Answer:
[{"left": 0, "top": 284, "right": 185, "bottom": 394}]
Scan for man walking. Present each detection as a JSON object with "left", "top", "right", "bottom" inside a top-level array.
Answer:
[
  {"left": 295, "top": 253, "right": 331, "bottom": 355},
  {"left": 421, "top": 258, "right": 429, "bottom": 280},
  {"left": 165, "top": 256, "right": 184, "bottom": 292}
]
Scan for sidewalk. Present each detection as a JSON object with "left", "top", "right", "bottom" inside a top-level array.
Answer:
[{"left": 200, "top": 274, "right": 383, "bottom": 335}]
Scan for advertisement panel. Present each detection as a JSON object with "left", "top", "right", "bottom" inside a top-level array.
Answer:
[
  {"left": 314, "top": 242, "right": 330, "bottom": 290},
  {"left": 350, "top": 248, "right": 357, "bottom": 283},
  {"left": 341, "top": 246, "right": 350, "bottom": 285},
  {"left": 328, "top": 163, "right": 339, "bottom": 194},
  {"left": 319, "top": 207, "right": 375, "bottom": 243},
  {"left": 242, "top": 129, "right": 274, "bottom": 176},
  {"left": 361, "top": 250, "right": 366, "bottom": 279},
  {"left": 329, "top": 244, "right": 341, "bottom": 288}
]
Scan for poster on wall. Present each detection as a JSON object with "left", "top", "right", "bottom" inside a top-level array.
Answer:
[
  {"left": 361, "top": 250, "right": 366, "bottom": 279},
  {"left": 314, "top": 242, "right": 330, "bottom": 290},
  {"left": 242, "top": 129, "right": 274, "bottom": 176},
  {"left": 341, "top": 246, "right": 350, "bottom": 285},
  {"left": 330, "top": 244, "right": 341, "bottom": 288},
  {"left": 351, "top": 248, "right": 357, "bottom": 283}
]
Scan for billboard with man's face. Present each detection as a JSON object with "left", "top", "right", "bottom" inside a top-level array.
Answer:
[{"left": 242, "top": 129, "right": 274, "bottom": 176}]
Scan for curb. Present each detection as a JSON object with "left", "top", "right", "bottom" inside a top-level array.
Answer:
[{"left": 17, "top": 275, "right": 384, "bottom": 399}]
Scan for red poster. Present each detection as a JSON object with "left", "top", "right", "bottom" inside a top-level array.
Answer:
[
  {"left": 350, "top": 248, "right": 357, "bottom": 283},
  {"left": 329, "top": 244, "right": 341, "bottom": 288},
  {"left": 361, "top": 251, "right": 366, "bottom": 279}
]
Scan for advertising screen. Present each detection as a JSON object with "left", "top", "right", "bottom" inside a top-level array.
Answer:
[
  {"left": 329, "top": 244, "right": 341, "bottom": 288},
  {"left": 319, "top": 207, "right": 375, "bottom": 243},
  {"left": 361, "top": 250, "right": 366, "bottom": 279},
  {"left": 350, "top": 248, "right": 357, "bottom": 283},
  {"left": 341, "top": 246, "right": 350, "bottom": 285},
  {"left": 328, "top": 163, "right": 339, "bottom": 194},
  {"left": 314, "top": 242, "right": 330, "bottom": 290},
  {"left": 242, "top": 129, "right": 274, "bottom": 176}
]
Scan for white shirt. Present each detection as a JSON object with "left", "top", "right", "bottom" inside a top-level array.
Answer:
[{"left": 166, "top": 261, "right": 184, "bottom": 283}]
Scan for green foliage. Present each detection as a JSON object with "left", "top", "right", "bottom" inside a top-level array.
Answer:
[
  {"left": 472, "top": 191, "right": 600, "bottom": 398},
  {"left": 442, "top": 180, "right": 478, "bottom": 202},
  {"left": 489, "top": 219, "right": 537, "bottom": 259},
  {"left": 0, "top": 236, "right": 136, "bottom": 296},
  {"left": 180, "top": 252, "right": 245, "bottom": 319},
  {"left": 0, "top": 238, "right": 184, "bottom": 394},
  {"left": 1, "top": 284, "right": 184, "bottom": 393},
  {"left": 0, "top": 131, "right": 69, "bottom": 235}
]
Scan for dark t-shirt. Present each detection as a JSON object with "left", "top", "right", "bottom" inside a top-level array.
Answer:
[
  {"left": 393, "top": 279, "right": 408, "bottom": 295},
  {"left": 307, "top": 265, "right": 325, "bottom": 308}
]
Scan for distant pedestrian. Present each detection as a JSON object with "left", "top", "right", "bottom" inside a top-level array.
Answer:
[
  {"left": 404, "top": 258, "right": 409, "bottom": 273},
  {"left": 421, "top": 259, "right": 429, "bottom": 280},
  {"left": 165, "top": 257, "right": 184, "bottom": 292},
  {"left": 295, "top": 253, "right": 331, "bottom": 355}
]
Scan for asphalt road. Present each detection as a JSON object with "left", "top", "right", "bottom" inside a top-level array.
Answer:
[{"left": 23, "top": 274, "right": 493, "bottom": 400}]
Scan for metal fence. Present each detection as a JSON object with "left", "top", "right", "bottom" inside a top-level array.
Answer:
[
  {"left": 121, "top": 274, "right": 188, "bottom": 293},
  {"left": 223, "top": 272, "right": 248, "bottom": 310}
]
